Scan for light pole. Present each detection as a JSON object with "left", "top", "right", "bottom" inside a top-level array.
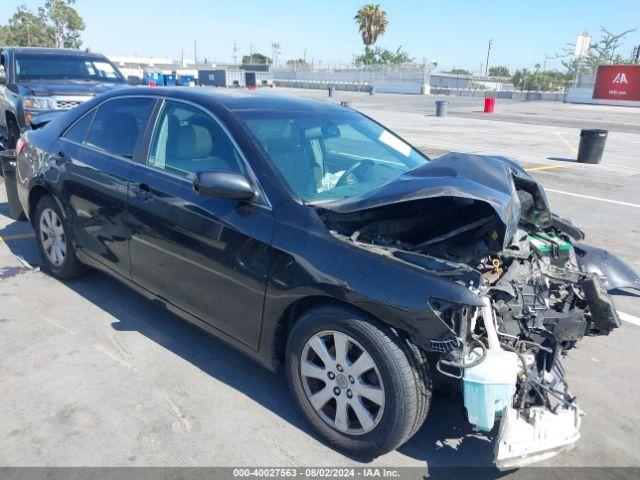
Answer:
[
  {"left": 573, "top": 33, "right": 591, "bottom": 87},
  {"left": 484, "top": 39, "right": 493, "bottom": 77},
  {"left": 421, "top": 58, "right": 437, "bottom": 95}
]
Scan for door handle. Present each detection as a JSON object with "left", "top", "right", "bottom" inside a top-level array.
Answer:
[{"left": 132, "top": 183, "right": 154, "bottom": 202}]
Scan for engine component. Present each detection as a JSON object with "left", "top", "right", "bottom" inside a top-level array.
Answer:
[
  {"left": 528, "top": 232, "right": 571, "bottom": 267},
  {"left": 463, "top": 299, "right": 519, "bottom": 432}
]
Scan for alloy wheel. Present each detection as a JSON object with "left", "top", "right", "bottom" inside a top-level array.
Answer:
[
  {"left": 39, "top": 208, "right": 67, "bottom": 267},
  {"left": 300, "top": 330, "right": 385, "bottom": 435}
]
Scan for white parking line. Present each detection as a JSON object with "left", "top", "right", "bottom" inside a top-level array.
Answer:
[
  {"left": 619, "top": 311, "right": 640, "bottom": 327},
  {"left": 545, "top": 188, "right": 640, "bottom": 209}
]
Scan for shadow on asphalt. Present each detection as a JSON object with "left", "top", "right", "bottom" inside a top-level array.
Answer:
[{"left": 1, "top": 213, "right": 504, "bottom": 473}]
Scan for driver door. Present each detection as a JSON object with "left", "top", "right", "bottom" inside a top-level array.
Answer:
[{"left": 126, "top": 100, "right": 274, "bottom": 349}]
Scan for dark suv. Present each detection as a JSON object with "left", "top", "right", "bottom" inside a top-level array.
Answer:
[{"left": 0, "top": 47, "right": 126, "bottom": 149}]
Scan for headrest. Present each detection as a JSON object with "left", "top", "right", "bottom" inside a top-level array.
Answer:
[
  {"left": 167, "top": 124, "right": 213, "bottom": 159},
  {"left": 106, "top": 113, "right": 140, "bottom": 156}
]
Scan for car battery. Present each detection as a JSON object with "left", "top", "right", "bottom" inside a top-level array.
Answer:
[{"left": 529, "top": 232, "right": 571, "bottom": 267}]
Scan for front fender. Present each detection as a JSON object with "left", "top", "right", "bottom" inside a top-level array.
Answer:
[{"left": 574, "top": 242, "right": 640, "bottom": 293}]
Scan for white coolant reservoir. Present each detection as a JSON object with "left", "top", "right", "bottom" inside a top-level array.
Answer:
[{"left": 463, "top": 298, "right": 519, "bottom": 432}]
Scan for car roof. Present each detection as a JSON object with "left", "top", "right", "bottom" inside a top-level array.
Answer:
[
  {"left": 105, "top": 86, "right": 348, "bottom": 113},
  {"left": 5, "top": 47, "right": 107, "bottom": 59}
]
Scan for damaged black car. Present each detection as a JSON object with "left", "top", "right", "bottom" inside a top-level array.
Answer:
[{"left": 15, "top": 88, "right": 640, "bottom": 468}]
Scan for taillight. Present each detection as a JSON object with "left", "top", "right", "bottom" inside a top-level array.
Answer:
[{"left": 16, "top": 138, "right": 27, "bottom": 158}]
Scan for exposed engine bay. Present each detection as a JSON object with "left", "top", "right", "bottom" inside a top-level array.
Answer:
[{"left": 316, "top": 153, "right": 639, "bottom": 469}]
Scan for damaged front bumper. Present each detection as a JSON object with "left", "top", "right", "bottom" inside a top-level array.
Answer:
[{"left": 494, "top": 403, "right": 582, "bottom": 470}]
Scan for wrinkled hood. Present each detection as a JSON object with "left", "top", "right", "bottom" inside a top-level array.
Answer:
[
  {"left": 319, "top": 153, "right": 550, "bottom": 248},
  {"left": 29, "top": 110, "right": 67, "bottom": 130},
  {"left": 19, "top": 79, "right": 125, "bottom": 97}
]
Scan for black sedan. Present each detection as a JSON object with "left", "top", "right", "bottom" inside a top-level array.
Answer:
[{"left": 14, "top": 88, "right": 638, "bottom": 466}]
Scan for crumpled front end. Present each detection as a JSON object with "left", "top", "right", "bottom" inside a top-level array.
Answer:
[
  {"left": 423, "top": 226, "right": 628, "bottom": 469},
  {"left": 317, "top": 153, "right": 639, "bottom": 469}
]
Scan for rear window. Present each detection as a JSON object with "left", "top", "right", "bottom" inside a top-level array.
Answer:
[
  {"left": 64, "top": 111, "right": 96, "bottom": 144},
  {"left": 15, "top": 54, "right": 124, "bottom": 82},
  {"left": 83, "top": 98, "right": 154, "bottom": 158}
]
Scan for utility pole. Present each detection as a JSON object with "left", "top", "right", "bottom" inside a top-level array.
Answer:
[
  {"left": 634, "top": 45, "right": 640, "bottom": 64},
  {"left": 484, "top": 39, "right": 493, "bottom": 77},
  {"left": 194, "top": 39, "right": 198, "bottom": 66},
  {"left": 271, "top": 42, "right": 281, "bottom": 69},
  {"left": 232, "top": 42, "right": 239, "bottom": 65}
]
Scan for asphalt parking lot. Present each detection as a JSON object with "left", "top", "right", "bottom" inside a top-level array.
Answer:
[{"left": 1, "top": 89, "right": 639, "bottom": 470}]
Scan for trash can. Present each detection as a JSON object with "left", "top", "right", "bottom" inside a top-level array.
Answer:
[
  {"left": 435, "top": 100, "right": 449, "bottom": 117},
  {"left": 0, "top": 149, "right": 26, "bottom": 220},
  {"left": 328, "top": 85, "right": 335, "bottom": 97},
  {"left": 369, "top": 85, "right": 375, "bottom": 96},
  {"left": 577, "top": 129, "right": 608, "bottom": 164},
  {"left": 484, "top": 97, "right": 495, "bottom": 113}
]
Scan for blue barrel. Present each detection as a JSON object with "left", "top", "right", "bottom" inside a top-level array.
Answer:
[
  {"left": 165, "top": 74, "right": 176, "bottom": 86},
  {"left": 178, "top": 75, "right": 195, "bottom": 86}
]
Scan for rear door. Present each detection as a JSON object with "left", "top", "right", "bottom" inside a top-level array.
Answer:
[
  {"left": 126, "top": 99, "right": 274, "bottom": 349},
  {"left": 56, "top": 96, "right": 157, "bottom": 277}
]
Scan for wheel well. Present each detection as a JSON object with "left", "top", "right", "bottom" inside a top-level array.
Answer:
[
  {"left": 271, "top": 296, "right": 383, "bottom": 369},
  {"left": 28, "top": 185, "right": 51, "bottom": 225},
  {"left": 6, "top": 111, "right": 17, "bottom": 131}
]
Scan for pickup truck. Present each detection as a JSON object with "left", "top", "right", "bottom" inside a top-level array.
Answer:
[{"left": 0, "top": 47, "right": 127, "bottom": 149}]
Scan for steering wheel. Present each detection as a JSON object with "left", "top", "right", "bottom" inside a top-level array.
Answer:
[{"left": 335, "top": 159, "right": 374, "bottom": 188}]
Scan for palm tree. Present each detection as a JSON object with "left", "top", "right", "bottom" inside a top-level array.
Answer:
[{"left": 354, "top": 4, "right": 388, "bottom": 51}]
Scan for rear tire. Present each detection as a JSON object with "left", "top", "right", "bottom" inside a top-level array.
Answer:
[
  {"left": 286, "top": 303, "right": 432, "bottom": 457},
  {"left": 34, "top": 195, "right": 85, "bottom": 279}
]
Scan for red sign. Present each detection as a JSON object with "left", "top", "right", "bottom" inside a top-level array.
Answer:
[{"left": 593, "top": 65, "right": 640, "bottom": 101}]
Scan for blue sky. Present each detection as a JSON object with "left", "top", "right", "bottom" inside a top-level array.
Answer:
[{"left": 8, "top": 0, "right": 640, "bottom": 72}]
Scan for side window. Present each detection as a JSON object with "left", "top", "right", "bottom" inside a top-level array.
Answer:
[
  {"left": 148, "top": 101, "right": 244, "bottom": 179},
  {"left": 64, "top": 110, "right": 96, "bottom": 144},
  {"left": 85, "top": 97, "right": 154, "bottom": 158}
]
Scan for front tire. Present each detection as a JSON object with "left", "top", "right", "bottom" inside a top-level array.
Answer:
[
  {"left": 286, "top": 304, "right": 431, "bottom": 457},
  {"left": 34, "top": 195, "right": 85, "bottom": 279}
]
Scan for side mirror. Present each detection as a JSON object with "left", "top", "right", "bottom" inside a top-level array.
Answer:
[
  {"left": 127, "top": 75, "right": 142, "bottom": 86},
  {"left": 193, "top": 170, "right": 255, "bottom": 201}
]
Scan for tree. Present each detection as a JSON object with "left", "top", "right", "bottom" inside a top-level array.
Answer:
[
  {"left": 0, "top": 1, "right": 85, "bottom": 48},
  {"left": 557, "top": 26, "right": 637, "bottom": 77},
  {"left": 42, "top": 0, "right": 85, "bottom": 48},
  {"left": 354, "top": 4, "right": 388, "bottom": 50},
  {"left": 242, "top": 53, "right": 271, "bottom": 65},
  {"left": 354, "top": 46, "right": 413, "bottom": 66},
  {"left": 512, "top": 69, "right": 570, "bottom": 91},
  {"left": 488, "top": 66, "right": 510, "bottom": 77},
  {"left": 447, "top": 68, "right": 471, "bottom": 75},
  {"left": 286, "top": 58, "right": 310, "bottom": 68},
  {"left": 3, "top": 5, "right": 52, "bottom": 47},
  {"left": 0, "top": 25, "right": 8, "bottom": 45}
]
